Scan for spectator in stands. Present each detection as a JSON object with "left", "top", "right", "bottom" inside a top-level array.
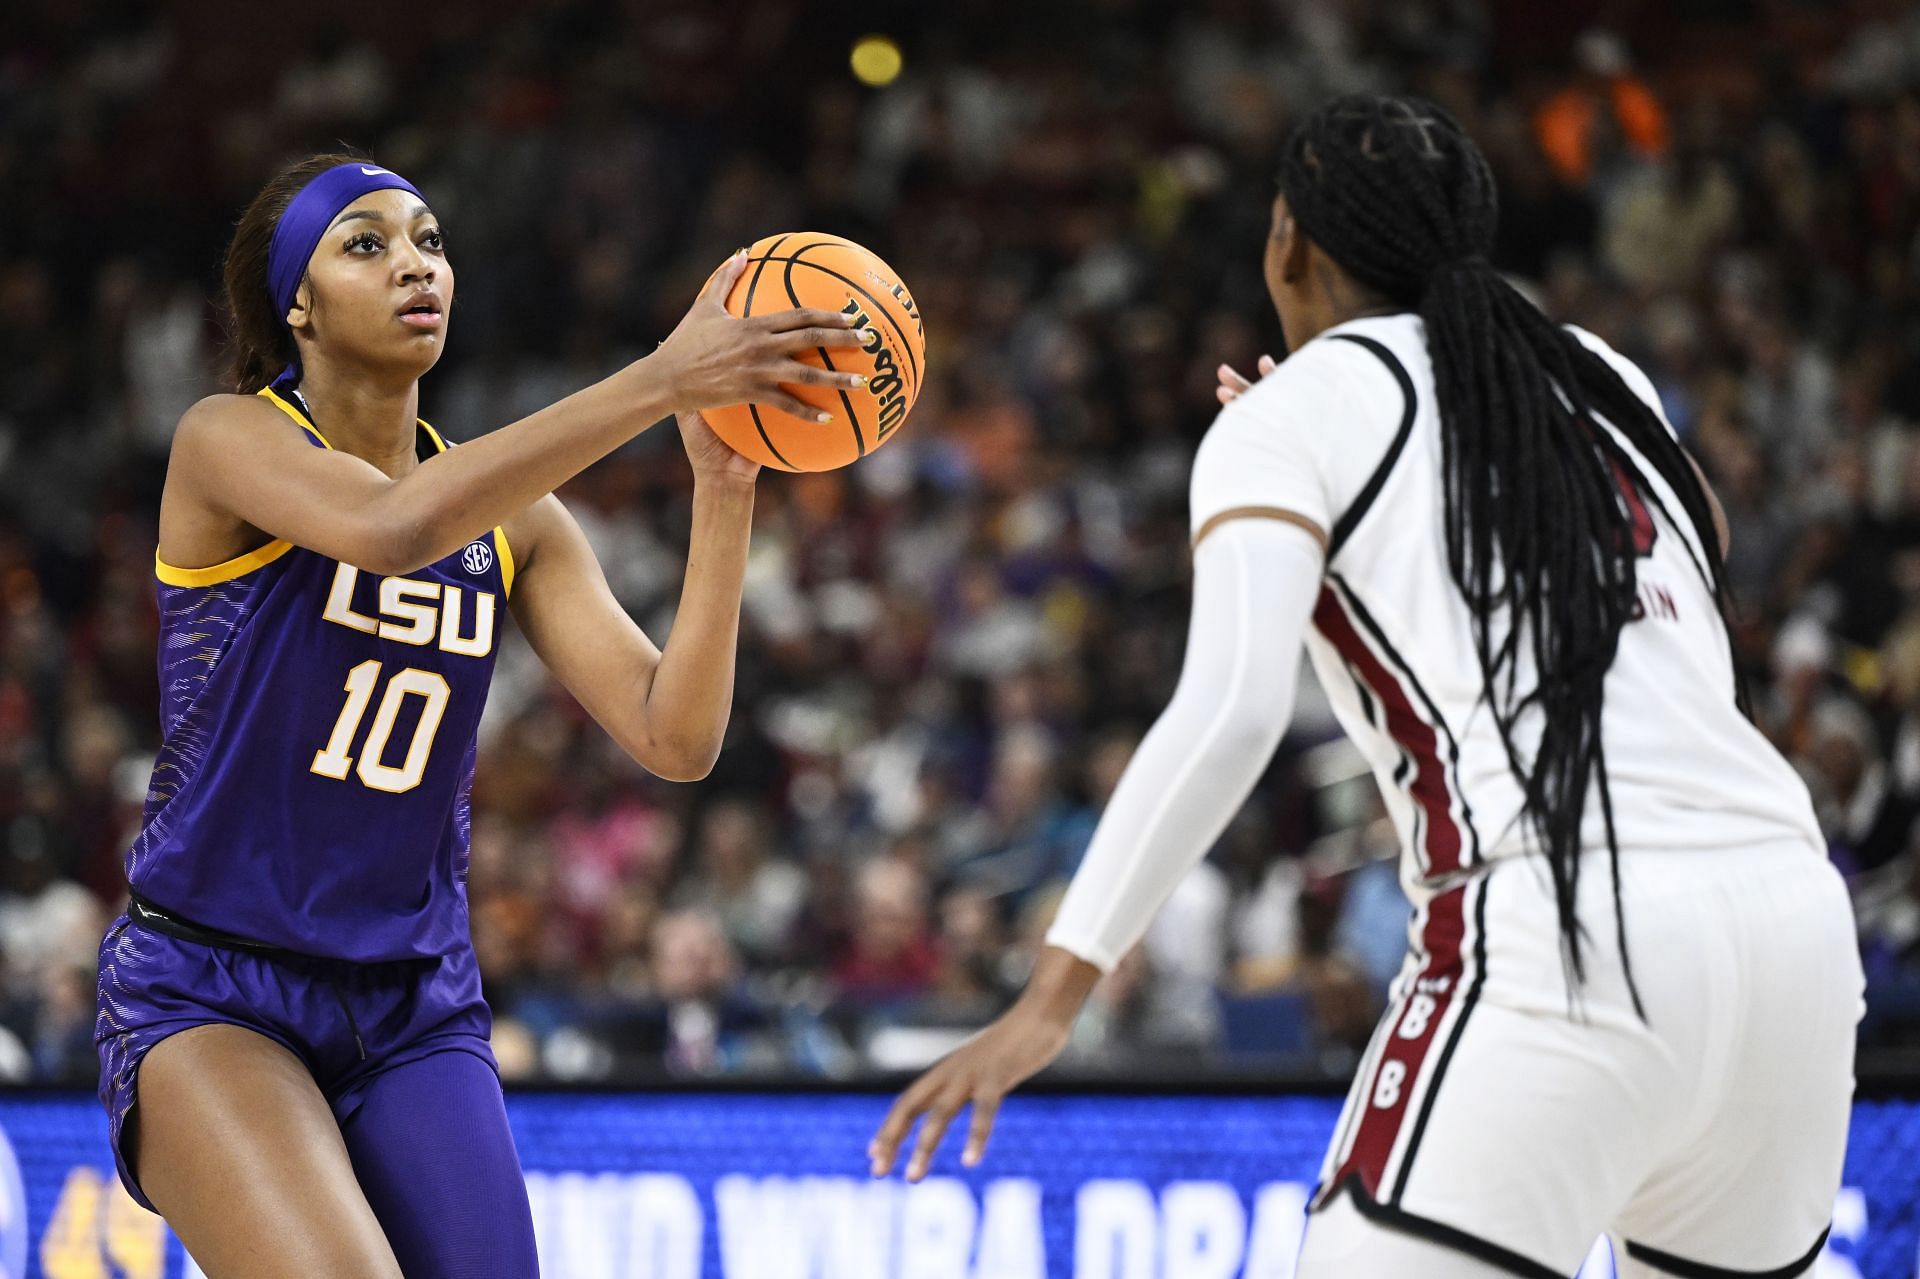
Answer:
[
  {"left": 1601, "top": 114, "right": 1740, "bottom": 293},
  {"left": 1853, "top": 831, "right": 1920, "bottom": 1047},
  {"left": 1533, "top": 30, "right": 1669, "bottom": 189},
  {"left": 673, "top": 799, "right": 806, "bottom": 966},
  {"left": 596, "top": 880, "right": 662, "bottom": 1001},
  {"left": 644, "top": 910, "right": 780, "bottom": 1075},
  {"left": 1808, "top": 698, "right": 1917, "bottom": 875},
  {"left": 942, "top": 723, "right": 1092, "bottom": 906},
  {"left": 26, "top": 962, "right": 95, "bottom": 1082},
  {"left": 0, "top": 841, "right": 103, "bottom": 1012},
  {"left": 834, "top": 857, "right": 939, "bottom": 1008},
  {"left": 926, "top": 885, "right": 1016, "bottom": 1015}
]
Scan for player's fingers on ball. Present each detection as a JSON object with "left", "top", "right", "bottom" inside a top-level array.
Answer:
[
  {"left": 1257, "top": 354, "right": 1277, "bottom": 376},
  {"left": 782, "top": 362, "right": 866, "bottom": 390},
  {"left": 820, "top": 326, "right": 873, "bottom": 350},
  {"left": 762, "top": 306, "right": 863, "bottom": 333},
  {"left": 803, "top": 362, "right": 866, "bottom": 389},
  {"left": 701, "top": 248, "right": 749, "bottom": 302},
  {"left": 775, "top": 326, "right": 868, "bottom": 353},
  {"left": 1217, "top": 363, "right": 1251, "bottom": 391},
  {"left": 1216, "top": 385, "right": 1238, "bottom": 406},
  {"left": 961, "top": 1092, "right": 1002, "bottom": 1168},
  {"left": 766, "top": 390, "right": 832, "bottom": 423}
]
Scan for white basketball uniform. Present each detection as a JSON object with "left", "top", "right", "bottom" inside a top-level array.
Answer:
[{"left": 1190, "top": 314, "right": 1865, "bottom": 1278}]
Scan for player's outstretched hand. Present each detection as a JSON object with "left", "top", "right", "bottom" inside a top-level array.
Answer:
[
  {"left": 871, "top": 949, "right": 1102, "bottom": 1181},
  {"left": 653, "top": 249, "right": 873, "bottom": 422},
  {"left": 1216, "top": 354, "right": 1278, "bottom": 405},
  {"left": 677, "top": 410, "right": 759, "bottom": 486},
  {"left": 869, "top": 1004, "right": 1072, "bottom": 1183}
]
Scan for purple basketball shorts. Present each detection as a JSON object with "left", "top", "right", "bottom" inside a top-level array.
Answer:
[{"left": 93, "top": 913, "right": 496, "bottom": 1213}]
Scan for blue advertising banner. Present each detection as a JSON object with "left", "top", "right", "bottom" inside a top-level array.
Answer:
[{"left": 0, "top": 1091, "right": 1912, "bottom": 1278}]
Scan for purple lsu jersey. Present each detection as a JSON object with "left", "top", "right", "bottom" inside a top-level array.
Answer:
[{"left": 125, "top": 382, "right": 509, "bottom": 961}]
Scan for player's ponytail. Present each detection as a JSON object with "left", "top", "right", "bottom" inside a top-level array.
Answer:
[
  {"left": 1279, "top": 96, "right": 1735, "bottom": 1014},
  {"left": 221, "top": 151, "right": 367, "bottom": 393}
]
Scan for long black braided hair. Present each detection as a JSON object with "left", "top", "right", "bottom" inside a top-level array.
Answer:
[{"left": 1278, "top": 95, "right": 1735, "bottom": 1010}]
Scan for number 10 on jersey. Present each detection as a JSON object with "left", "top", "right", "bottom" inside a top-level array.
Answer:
[{"left": 311, "top": 659, "right": 450, "bottom": 793}]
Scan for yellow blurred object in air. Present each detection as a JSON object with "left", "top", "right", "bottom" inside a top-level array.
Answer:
[{"left": 851, "top": 35, "right": 903, "bottom": 87}]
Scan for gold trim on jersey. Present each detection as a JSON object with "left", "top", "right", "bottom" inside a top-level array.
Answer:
[
  {"left": 222, "top": 389, "right": 504, "bottom": 596},
  {"left": 260, "top": 387, "right": 447, "bottom": 460},
  {"left": 155, "top": 539, "right": 295, "bottom": 587},
  {"left": 258, "top": 387, "right": 333, "bottom": 449},
  {"left": 152, "top": 388, "right": 316, "bottom": 583},
  {"left": 494, "top": 526, "right": 515, "bottom": 597}
]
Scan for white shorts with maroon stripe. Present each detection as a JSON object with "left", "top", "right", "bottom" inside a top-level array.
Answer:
[{"left": 1307, "top": 842, "right": 1862, "bottom": 1279}]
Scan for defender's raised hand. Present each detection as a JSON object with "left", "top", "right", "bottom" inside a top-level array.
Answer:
[{"left": 1215, "top": 354, "right": 1278, "bottom": 405}]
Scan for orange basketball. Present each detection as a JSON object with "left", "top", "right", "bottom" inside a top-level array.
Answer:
[{"left": 702, "top": 232, "right": 926, "bottom": 472}]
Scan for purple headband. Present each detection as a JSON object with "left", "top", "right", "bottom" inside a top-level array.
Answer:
[{"left": 267, "top": 162, "right": 427, "bottom": 350}]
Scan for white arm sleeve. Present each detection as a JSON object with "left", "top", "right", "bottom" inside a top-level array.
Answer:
[{"left": 1044, "top": 516, "right": 1324, "bottom": 971}]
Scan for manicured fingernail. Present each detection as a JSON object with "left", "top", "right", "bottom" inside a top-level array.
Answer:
[
  {"left": 859, "top": 330, "right": 876, "bottom": 343},
  {"left": 816, "top": 411, "right": 833, "bottom": 423},
  {"left": 851, "top": 374, "right": 867, "bottom": 386}
]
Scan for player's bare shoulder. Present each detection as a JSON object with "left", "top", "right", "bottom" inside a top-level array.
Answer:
[
  {"left": 168, "top": 393, "right": 325, "bottom": 486},
  {"left": 171, "top": 391, "right": 301, "bottom": 455}
]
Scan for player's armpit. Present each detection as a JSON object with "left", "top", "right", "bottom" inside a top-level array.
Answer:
[{"left": 1192, "top": 505, "right": 1328, "bottom": 554}]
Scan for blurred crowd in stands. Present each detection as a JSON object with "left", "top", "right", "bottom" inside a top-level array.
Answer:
[{"left": 5, "top": 0, "right": 1920, "bottom": 1083}]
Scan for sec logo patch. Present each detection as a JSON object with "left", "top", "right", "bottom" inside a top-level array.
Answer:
[{"left": 461, "top": 540, "right": 494, "bottom": 575}]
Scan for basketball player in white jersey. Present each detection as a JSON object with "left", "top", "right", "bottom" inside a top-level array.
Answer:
[{"left": 870, "top": 95, "right": 1863, "bottom": 1278}]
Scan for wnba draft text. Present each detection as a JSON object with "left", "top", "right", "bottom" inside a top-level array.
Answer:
[
  {"left": 516, "top": 1173, "right": 1875, "bottom": 1279},
  {"left": 3, "top": 1165, "right": 1882, "bottom": 1278}
]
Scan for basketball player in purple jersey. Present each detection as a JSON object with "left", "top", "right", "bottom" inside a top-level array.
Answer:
[{"left": 93, "top": 155, "right": 870, "bottom": 1277}]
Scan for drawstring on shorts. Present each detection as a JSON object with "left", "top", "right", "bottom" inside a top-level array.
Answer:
[{"left": 324, "top": 977, "right": 368, "bottom": 1061}]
